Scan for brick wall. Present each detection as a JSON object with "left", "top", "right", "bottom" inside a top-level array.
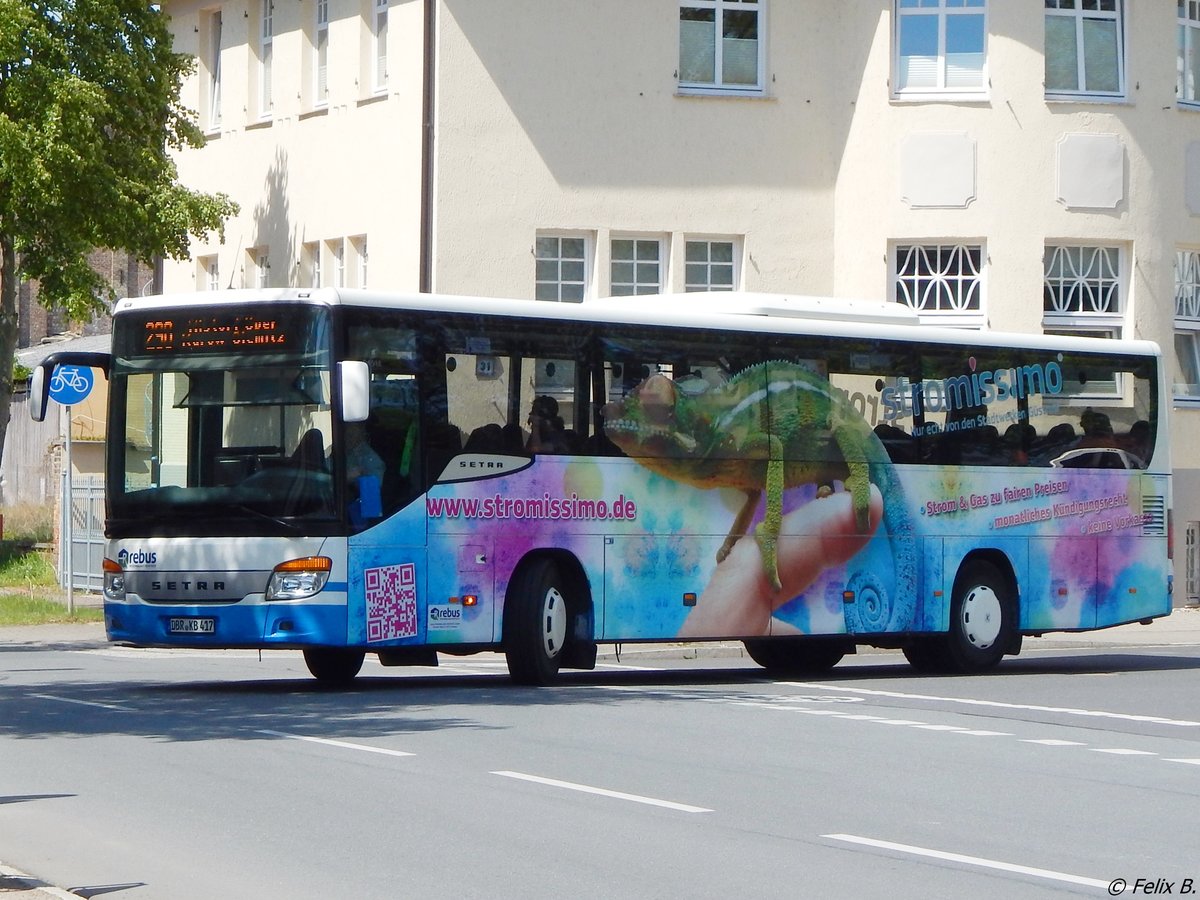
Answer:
[{"left": 17, "top": 250, "right": 159, "bottom": 349}]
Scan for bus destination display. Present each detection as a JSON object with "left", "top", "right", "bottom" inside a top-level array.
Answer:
[{"left": 140, "top": 314, "right": 290, "bottom": 353}]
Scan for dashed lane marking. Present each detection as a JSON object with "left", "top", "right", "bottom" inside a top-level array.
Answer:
[
  {"left": 256, "top": 729, "right": 415, "bottom": 757},
  {"left": 781, "top": 682, "right": 1200, "bottom": 728},
  {"left": 823, "top": 833, "right": 1111, "bottom": 890},
  {"left": 1091, "top": 748, "right": 1158, "bottom": 756},
  {"left": 30, "top": 693, "right": 132, "bottom": 712},
  {"left": 491, "top": 770, "right": 712, "bottom": 813}
]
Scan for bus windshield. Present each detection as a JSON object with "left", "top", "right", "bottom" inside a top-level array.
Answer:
[{"left": 106, "top": 304, "right": 338, "bottom": 537}]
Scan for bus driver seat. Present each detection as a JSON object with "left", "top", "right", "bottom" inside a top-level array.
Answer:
[{"left": 291, "top": 428, "right": 327, "bottom": 471}]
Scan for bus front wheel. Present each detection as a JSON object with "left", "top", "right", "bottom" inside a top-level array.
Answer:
[
  {"left": 504, "top": 559, "right": 570, "bottom": 686},
  {"left": 303, "top": 648, "right": 365, "bottom": 686},
  {"left": 945, "top": 561, "right": 1014, "bottom": 673}
]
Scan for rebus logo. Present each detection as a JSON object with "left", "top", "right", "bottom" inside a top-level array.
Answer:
[{"left": 116, "top": 548, "right": 158, "bottom": 567}]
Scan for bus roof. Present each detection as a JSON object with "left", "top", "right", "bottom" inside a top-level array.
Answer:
[{"left": 112, "top": 288, "right": 1161, "bottom": 358}]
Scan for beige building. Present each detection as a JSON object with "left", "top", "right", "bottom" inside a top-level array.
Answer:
[{"left": 160, "top": 0, "right": 1200, "bottom": 604}]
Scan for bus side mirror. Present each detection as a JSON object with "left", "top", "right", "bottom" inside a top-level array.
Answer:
[
  {"left": 339, "top": 360, "right": 370, "bottom": 423},
  {"left": 28, "top": 365, "right": 50, "bottom": 422},
  {"left": 27, "top": 350, "right": 110, "bottom": 422}
]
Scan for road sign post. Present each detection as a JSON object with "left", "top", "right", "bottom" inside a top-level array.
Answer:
[{"left": 47, "top": 365, "right": 95, "bottom": 615}]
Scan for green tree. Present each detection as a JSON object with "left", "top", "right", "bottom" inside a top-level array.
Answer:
[{"left": 0, "top": 0, "right": 236, "bottom": 467}]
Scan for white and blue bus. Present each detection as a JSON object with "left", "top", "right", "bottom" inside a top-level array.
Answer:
[{"left": 30, "top": 288, "right": 1172, "bottom": 683}]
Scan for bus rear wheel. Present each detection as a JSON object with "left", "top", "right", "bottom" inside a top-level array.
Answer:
[
  {"left": 505, "top": 559, "right": 570, "bottom": 686},
  {"left": 944, "top": 561, "right": 1014, "bottom": 673},
  {"left": 743, "top": 637, "right": 847, "bottom": 674},
  {"left": 303, "top": 648, "right": 366, "bottom": 686}
]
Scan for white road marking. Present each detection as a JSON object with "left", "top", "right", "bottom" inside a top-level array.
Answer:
[
  {"left": 1021, "top": 739, "right": 1086, "bottom": 746},
  {"left": 783, "top": 682, "right": 1200, "bottom": 728},
  {"left": 30, "top": 693, "right": 131, "bottom": 712},
  {"left": 595, "top": 682, "right": 1195, "bottom": 771},
  {"left": 256, "top": 729, "right": 415, "bottom": 757},
  {"left": 1091, "top": 748, "right": 1157, "bottom": 756},
  {"left": 823, "top": 833, "right": 1111, "bottom": 890},
  {"left": 913, "top": 724, "right": 970, "bottom": 732},
  {"left": 491, "top": 770, "right": 712, "bottom": 813},
  {"left": 796, "top": 708, "right": 850, "bottom": 715}
]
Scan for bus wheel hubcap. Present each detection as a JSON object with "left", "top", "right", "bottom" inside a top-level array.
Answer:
[
  {"left": 541, "top": 587, "right": 567, "bottom": 659},
  {"left": 960, "top": 585, "right": 1002, "bottom": 650}
]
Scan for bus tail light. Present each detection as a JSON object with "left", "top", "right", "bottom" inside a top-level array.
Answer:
[
  {"left": 266, "top": 557, "right": 332, "bottom": 601},
  {"left": 103, "top": 557, "right": 126, "bottom": 601}
]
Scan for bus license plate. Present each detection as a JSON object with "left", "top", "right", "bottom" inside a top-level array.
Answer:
[{"left": 169, "top": 617, "right": 215, "bottom": 634}]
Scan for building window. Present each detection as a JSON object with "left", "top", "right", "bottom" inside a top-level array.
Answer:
[
  {"left": 259, "top": 0, "right": 273, "bottom": 117},
  {"left": 893, "top": 243, "right": 984, "bottom": 324},
  {"left": 1180, "top": 1, "right": 1200, "bottom": 103},
  {"left": 535, "top": 235, "right": 588, "bottom": 302},
  {"left": 1043, "top": 244, "right": 1124, "bottom": 337},
  {"left": 315, "top": 0, "right": 330, "bottom": 106},
  {"left": 895, "top": 0, "right": 986, "bottom": 95},
  {"left": 374, "top": 0, "right": 388, "bottom": 93},
  {"left": 1044, "top": 0, "right": 1124, "bottom": 98},
  {"left": 684, "top": 239, "right": 736, "bottom": 291},
  {"left": 199, "top": 255, "right": 220, "bottom": 291},
  {"left": 353, "top": 236, "right": 368, "bottom": 287},
  {"left": 611, "top": 238, "right": 663, "bottom": 296},
  {"left": 205, "top": 9, "right": 222, "bottom": 130},
  {"left": 257, "top": 249, "right": 270, "bottom": 289},
  {"left": 332, "top": 239, "right": 345, "bottom": 287},
  {"left": 1175, "top": 250, "right": 1200, "bottom": 398},
  {"left": 678, "top": 0, "right": 764, "bottom": 95},
  {"left": 304, "top": 242, "right": 321, "bottom": 287}
]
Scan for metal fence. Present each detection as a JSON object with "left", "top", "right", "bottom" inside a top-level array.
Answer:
[{"left": 61, "top": 475, "right": 105, "bottom": 593}]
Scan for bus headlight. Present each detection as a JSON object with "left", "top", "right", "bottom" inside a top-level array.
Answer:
[
  {"left": 103, "top": 558, "right": 126, "bottom": 601},
  {"left": 266, "top": 556, "right": 332, "bottom": 601}
]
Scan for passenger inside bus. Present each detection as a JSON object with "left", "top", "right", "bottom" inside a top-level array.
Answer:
[
  {"left": 526, "top": 395, "right": 573, "bottom": 454},
  {"left": 1076, "top": 408, "right": 1115, "bottom": 449},
  {"left": 1126, "top": 420, "right": 1151, "bottom": 463},
  {"left": 345, "top": 421, "right": 385, "bottom": 484},
  {"left": 1003, "top": 423, "right": 1036, "bottom": 466}
]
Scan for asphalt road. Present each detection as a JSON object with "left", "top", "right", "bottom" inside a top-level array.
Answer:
[{"left": 2, "top": 617, "right": 1199, "bottom": 899}]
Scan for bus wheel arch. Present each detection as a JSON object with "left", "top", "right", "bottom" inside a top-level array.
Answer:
[
  {"left": 945, "top": 553, "right": 1019, "bottom": 673},
  {"left": 503, "top": 551, "right": 595, "bottom": 685}
]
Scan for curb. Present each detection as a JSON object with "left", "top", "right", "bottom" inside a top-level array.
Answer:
[{"left": 0, "top": 863, "right": 79, "bottom": 900}]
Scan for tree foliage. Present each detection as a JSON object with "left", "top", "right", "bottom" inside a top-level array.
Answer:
[{"left": 0, "top": 0, "right": 236, "bottom": 468}]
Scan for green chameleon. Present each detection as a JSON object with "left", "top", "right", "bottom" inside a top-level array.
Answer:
[{"left": 602, "top": 360, "right": 916, "bottom": 631}]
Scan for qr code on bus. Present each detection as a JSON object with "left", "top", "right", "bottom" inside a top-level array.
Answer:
[{"left": 365, "top": 563, "right": 418, "bottom": 642}]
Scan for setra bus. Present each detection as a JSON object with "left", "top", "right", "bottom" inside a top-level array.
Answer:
[{"left": 29, "top": 288, "right": 1172, "bottom": 683}]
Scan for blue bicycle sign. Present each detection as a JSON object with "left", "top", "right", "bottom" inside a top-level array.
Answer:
[{"left": 48, "top": 365, "right": 94, "bottom": 405}]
